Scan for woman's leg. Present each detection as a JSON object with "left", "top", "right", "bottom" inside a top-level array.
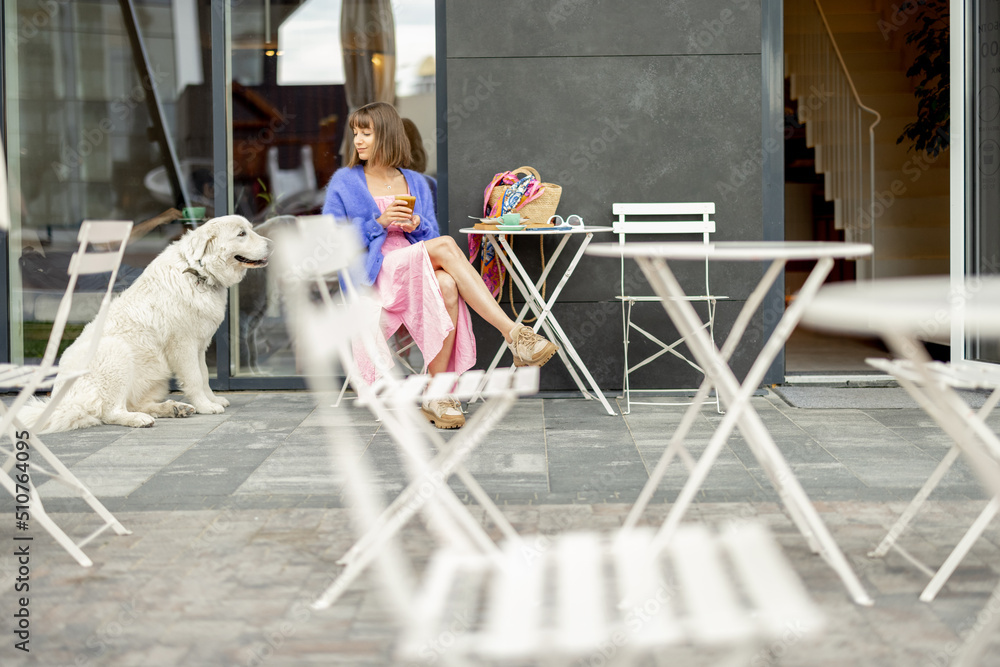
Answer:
[
  {"left": 427, "top": 269, "right": 459, "bottom": 375},
  {"left": 423, "top": 235, "right": 558, "bottom": 368},
  {"left": 423, "top": 236, "right": 517, "bottom": 340},
  {"left": 422, "top": 268, "right": 466, "bottom": 429}
]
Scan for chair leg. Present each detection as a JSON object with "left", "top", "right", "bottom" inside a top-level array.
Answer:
[
  {"left": 0, "top": 468, "right": 93, "bottom": 567},
  {"left": 333, "top": 373, "right": 351, "bottom": 408},
  {"left": 622, "top": 299, "right": 631, "bottom": 415},
  {"left": 869, "top": 445, "right": 961, "bottom": 558},
  {"left": 920, "top": 497, "right": 1000, "bottom": 602},
  {"left": 20, "top": 429, "right": 131, "bottom": 537}
]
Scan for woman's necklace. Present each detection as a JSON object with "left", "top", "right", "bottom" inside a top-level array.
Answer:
[{"left": 366, "top": 167, "right": 395, "bottom": 191}]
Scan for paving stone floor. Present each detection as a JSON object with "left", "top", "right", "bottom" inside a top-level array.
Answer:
[{"left": 1, "top": 390, "right": 998, "bottom": 666}]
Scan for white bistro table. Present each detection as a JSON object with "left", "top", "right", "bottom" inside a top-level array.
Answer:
[
  {"left": 461, "top": 226, "right": 617, "bottom": 415},
  {"left": 587, "top": 240, "right": 875, "bottom": 605}
]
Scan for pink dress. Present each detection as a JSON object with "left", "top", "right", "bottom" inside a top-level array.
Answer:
[{"left": 353, "top": 195, "right": 476, "bottom": 383}]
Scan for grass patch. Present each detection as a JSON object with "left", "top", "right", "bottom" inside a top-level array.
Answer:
[{"left": 23, "top": 321, "right": 85, "bottom": 359}]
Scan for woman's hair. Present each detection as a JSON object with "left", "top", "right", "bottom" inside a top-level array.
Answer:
[
  {"left": 401, "top": 118, "right": 427, "bottom": 173},
  {"left": 346, "top": 102, "right": 411, "bottom": 169}
]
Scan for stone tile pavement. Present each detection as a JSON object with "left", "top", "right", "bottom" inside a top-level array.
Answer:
[{"left": 0, "top": 390, "right": 998, "bottom": 665}]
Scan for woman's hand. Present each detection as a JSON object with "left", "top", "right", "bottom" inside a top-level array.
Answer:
[
  {"left": 376, "top": 200, "right": 414, "bottom": 229},
  {"left": 393, "top": 214, "right": 420, "bottom": 234}
]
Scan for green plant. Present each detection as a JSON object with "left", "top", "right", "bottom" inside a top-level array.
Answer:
[
  {"left": 895, "top": 0, "right": 950, "bottom": 157},
  {"left": 255, "top": 178, "right": 273, "bottom": 206}
]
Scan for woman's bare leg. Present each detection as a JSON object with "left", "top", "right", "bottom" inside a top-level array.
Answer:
[
  {"left": 424, "top": 236, "right": 518, "bottom": 342},
  {"left": 427, "top": 269, "right": 459, "bottom": 375}
]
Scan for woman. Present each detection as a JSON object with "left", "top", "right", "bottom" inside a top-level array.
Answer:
[{"left": 322, "top": 102, "right": 557, "bottom": 429}]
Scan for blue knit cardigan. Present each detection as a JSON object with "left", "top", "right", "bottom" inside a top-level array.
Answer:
[{"left": 322, "top": 165, "right": 439, "bottom": 285}]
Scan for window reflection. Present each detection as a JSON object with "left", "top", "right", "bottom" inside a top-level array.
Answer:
[
  {"left": 5, "top": 0, "right": 210, "bottom": 364},
  {"left": 231, "top": 0, "right": 436, "bottom": 376},
  {"left": 2, "top": 0, "right": 435, "bottom": 379}
]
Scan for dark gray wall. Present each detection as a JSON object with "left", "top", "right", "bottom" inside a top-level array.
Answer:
[{"left": 442, "top": 0, "right": 774, "bottom": 393}]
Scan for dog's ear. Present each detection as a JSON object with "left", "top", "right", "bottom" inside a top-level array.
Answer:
[{"left": 187, "top": 227, "right": 217, "bottom": 264}]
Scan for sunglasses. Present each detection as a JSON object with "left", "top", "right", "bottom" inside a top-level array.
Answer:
[{"left": 546, "top": 214, "right": 585, "bottom": 228}]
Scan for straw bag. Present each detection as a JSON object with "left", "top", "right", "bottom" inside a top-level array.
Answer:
[{"left": 484, "top": 166, "right": 562, "bottom": 226}]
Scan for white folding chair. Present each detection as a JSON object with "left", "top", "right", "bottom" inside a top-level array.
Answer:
[
  {"left": 275, "top": 223, "right": 534, "bottom": 611},
  {"left": 292, "top": 214, "right": 427, "bottom": 408},
  {"left": 334, "top": 400, "right": 823, "bottom": 666},
  {"left": 0, "top": 220, "right": 134, "bottom": 566},
  {"left": 613, "top": 202, "right": 726, "bottom": 414},
  {"left": 864, "top": 357, "right": 1000, "bottom": 603}
]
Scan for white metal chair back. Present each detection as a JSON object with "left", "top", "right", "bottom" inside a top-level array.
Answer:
[
  {"left": 1, "top": 220, "right": 133, "bottom": 434},
  {"left": 276, "top": 223, "right": 532, "bottom": 592},
  {"left": 0, "top": 220, "right": 133, "bottom": 567},
  {"left": 612, "top": 202, "right": 724, "bottom": 413},
  {"left": 335, "top": 417, "right": 823, "bottom": 665},
  {"left": 293, "top": 214, "right": 426, "bottom": 407}
]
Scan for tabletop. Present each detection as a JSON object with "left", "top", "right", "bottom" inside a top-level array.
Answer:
[
  {"left": 460, "top": 226, "right": 613, "bottom": 236},
  {"left": 801, "top": 275, "right": 1000, "bottom": 338},
  {"left": 587, "top": 240, "right": 873, "bottom": 261}
]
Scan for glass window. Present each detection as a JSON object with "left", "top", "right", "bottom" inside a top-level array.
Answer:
[
  {"left": 2, "top": 0, "right": 436, "bottom": 380},
  {"left": 230, "top": 0, "right": 436, "bottom": 377},
  {"left": 969, "top": 0, "right": 1000, "bottom": 362},
  {"left": 4, "top": 0, "right": 214, "bottom": 364}
]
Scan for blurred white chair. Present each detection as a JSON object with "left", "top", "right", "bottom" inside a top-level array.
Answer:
[
  {"left": 291, "top": 215, "right": 425, "bottom": 407},
  {"left": 336, "top": 398, "right": 823, "bottom": 666},
  {"left": 277, "top": 222, "right": 823, "bottom": 665},
  {"left": 613, "top": 202, "right": 726, "bottom": 414},
  {"left": 268, "top": 145, "right": 316, "bottom": 203},
  {"left": 865, "top": 358, "right": 1000, "bottom": 603},
  {"left": 275, "top": 222, "right": 533, "bottom": 610},
  {"left": 0, "top": 221, "right": 134, "bottom": 566}
]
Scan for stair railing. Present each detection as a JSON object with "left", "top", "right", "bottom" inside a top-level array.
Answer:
[{"left": 786, "top": 0, "right": 881, "bottom": 278}]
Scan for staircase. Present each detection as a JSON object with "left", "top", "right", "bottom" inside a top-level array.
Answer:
[{"left": 786, "top": 0, "right": 950, "bottom": 278}]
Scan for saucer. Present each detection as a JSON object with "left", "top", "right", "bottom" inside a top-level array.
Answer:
[{"left": 495, "top": 224, "right": 524, "bottom": 231}]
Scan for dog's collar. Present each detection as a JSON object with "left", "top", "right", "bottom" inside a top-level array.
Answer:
[{"left": 183, "top": 265, "right": 215, "bottom": 288}]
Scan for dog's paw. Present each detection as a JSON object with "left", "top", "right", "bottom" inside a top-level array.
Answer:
[
  {"left": 171, "top": 402, "right": 197, "bottom": 418},
  {"left": 111, "top": 412, "right": 155, "bottom": 428},
  {"left": 212, "top": 396, "right": 230, "bottom": 408},
  {"left": 194, "top": 402, "right": 225, "bottom": 415}
]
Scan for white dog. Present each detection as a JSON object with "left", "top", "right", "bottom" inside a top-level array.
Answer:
[{"left": 23, "top": 215, "right": 271, "bottom": 432}]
